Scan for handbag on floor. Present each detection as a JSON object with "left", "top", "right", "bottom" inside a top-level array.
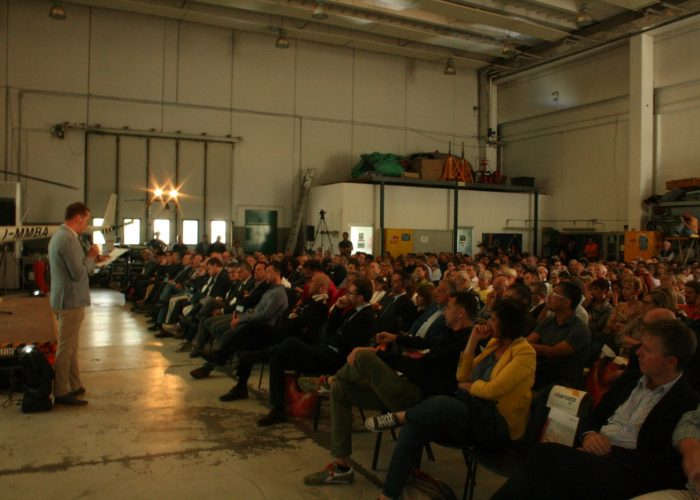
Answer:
[{"left": 20, "top": 345, "right": 54, "bottom": 413}]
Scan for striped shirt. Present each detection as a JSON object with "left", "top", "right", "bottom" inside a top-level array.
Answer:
[
  {"left": 673, "top": 404, "right": 700, "bottom": 496},
  {"left": 601, "top": 374, "right": 681, "bottom": 449}
]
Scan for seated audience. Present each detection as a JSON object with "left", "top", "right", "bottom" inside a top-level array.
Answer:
[
  {"left": 604, "top": 276, "right": 646, "bottom": 344},
  {"left": 476, "top": 269, "right": 493, "bottom": 303},
  {"left": 616, "top": 287, "right": 676, "bottom": 355},
  {"left": 375, "top": 271, "right": 418, "bottom": 334},
  {"left": 217, "top": 272, "right": 331, "bottom": 402},
  {"left": 631, "top": 404, "right": 700, "bottom": 499},
  {"left": 159, "top": 256, "right": 232, "bottom": 338},
  {"left": 586, "top": 277, "right": 614, "bottom": 360},
  {"left": 252, "top": 278, "right": 377, "bottom": 426},
  {"left": 527, "top": 281, "right": 591, "bottom": 390},
  {"left": 209, "top": 235, "right": 227, "bottom": 254},
  {"left": 302, "top": 291, "right": 479, "bottom": 487},
  {"left": 405, "top": 279, "right": 453, "bottom": 340},
  {"left": 528, "top": 281, "right": 548, "bottom": 319},
  {"left": 679, "top": 281, "right": 700, "bottom": 321},
  {"left": 188, "top": 262, "right": 288, "bottom": 379},
  {"left": 356, "top": 298, "right": 535, "bottom": 499},
  {"left": 493, "top": 319, "right": 700, "bottom": 500}
]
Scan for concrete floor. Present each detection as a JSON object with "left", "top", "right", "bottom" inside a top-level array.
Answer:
[{"left": 0, "top": 289, "right": 507, "bottom": 499}]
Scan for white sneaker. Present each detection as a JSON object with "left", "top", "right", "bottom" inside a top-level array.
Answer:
[{"left": 365, "top": 412, "right": 399, "bottom": 432}]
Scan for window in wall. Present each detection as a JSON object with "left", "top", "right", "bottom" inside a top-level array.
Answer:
[
  {"left": 153, "top": 219, "right": 171, "bottom": 245},
  {"left": 182, "top": 220, "right": 199, "bottom": 245},
  {"left": 210, "top": 220, "right": 227, "bottom": 244},
  {"left": 92, "top": 218, "right": 105, "bottom": 245},
  {"left": 123, "top": 218, "right": 141, "bottom": 245}
]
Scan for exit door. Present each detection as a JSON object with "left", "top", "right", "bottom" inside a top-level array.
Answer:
[{"left": 244, "top": 210, "right": 277, "bottom": 254}]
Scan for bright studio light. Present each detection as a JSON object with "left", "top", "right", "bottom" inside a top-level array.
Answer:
[
  {"left": 153, "top": 187, "right": 164, "bottom": 198},
  {"left": 168, "top": 189, "right": 179, "bottom": 200}
]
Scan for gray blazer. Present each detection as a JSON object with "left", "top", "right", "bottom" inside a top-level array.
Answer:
[{"left": 48, "top": 224, "right": 96, "bottom": 310}]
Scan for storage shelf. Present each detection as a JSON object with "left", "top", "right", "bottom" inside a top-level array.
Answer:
[
  {"left": 657, "top": 200, "right": 700, "bottom": 207},
  {"left": 345, "top": 175, "right": 537, "bottom": 194}
]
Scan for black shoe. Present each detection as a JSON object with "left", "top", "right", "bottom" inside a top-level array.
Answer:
[
  {"left": 155, "top": 330, "right": 174, "bottom": 338},
  {"left": 257, "top": 409, "right": 288, "bottom": 427},
  {"left": 219, "top": 385, "right": 249, "bottom": 402},
  {"left": 189, "top": 349, "right": 202, "bottom": 359},
  {"left": 175, "top": 341, "right": 192, "bottom": 353},
  {"left": 201, "top": 350, "right": 228, "bottom": 365},
  {"left": 239, "top": 350, "right": 266, "bottom": 365},
  {"left": 148, "top": 324, "right": 161, "bottom": 331},
  {"left": 72, "top": 387, "right": 86, "bottom": 396},
  {"left": 190, "top": 366, "right": 212, "bottom": 379},
  {"left": 54, "top": 394, "right": 88, "bottom": 406}
]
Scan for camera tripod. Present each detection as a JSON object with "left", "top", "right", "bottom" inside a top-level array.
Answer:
[{"left": 310, "top": 210, "right": 335, "bottom": 254}]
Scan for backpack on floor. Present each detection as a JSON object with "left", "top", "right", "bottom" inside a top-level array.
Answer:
[
  {"left": 407, "top": 468, "right": 458, "bottom": 500},
  {"left": 19, "top": 346, "right": 54, "bottom": 413}
]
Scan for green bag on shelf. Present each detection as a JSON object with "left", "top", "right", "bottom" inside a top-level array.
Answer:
[{"left": 351, "top": 152, "right": 405, "bottom": 178}]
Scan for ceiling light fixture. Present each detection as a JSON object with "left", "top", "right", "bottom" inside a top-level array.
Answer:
[
  {"left": 444, "top": 58, "right": 456, "bottom": 75},
  {"left": 312, "top": 1, "right": 329, "bottom": 21},
  {"left": 275, "top": 29, "right": 290, "bottom": 49},
  {"left": 502, "top": 40, "right": 518, "bottom": 56},
  {"left": 49, "top": 1, "right": 66, "bottom": 20},
  {"left": 576, "top": 4, "right": 594, "bottom": 28}
]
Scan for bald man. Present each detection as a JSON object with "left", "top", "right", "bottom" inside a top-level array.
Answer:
[
  {"left": 645, "top": 308, "right": 677, "bottom": 323},
  {"left": 627, "top": 308, "right": 679, "bottom": 372}
]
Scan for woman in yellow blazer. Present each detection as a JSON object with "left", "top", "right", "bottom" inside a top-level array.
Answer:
[{"left": 365, "top": 298, "right": 536, "bottom": 500}]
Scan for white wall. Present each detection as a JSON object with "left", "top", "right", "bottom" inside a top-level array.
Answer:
[
  {"left": 308, "top": 182, "right": 538, "bottom": 255},
  {"left": 0, "top": 0, "right": 479, "bottom": 248},
  {"left": 498, "top": 46, "right": 630, "bottom": 235},
  {"left": 498, "top": 18, "right": 700, "bottom": 245},
  {"left": 654, "top": 23, "right": 700, "bottom": 192}
]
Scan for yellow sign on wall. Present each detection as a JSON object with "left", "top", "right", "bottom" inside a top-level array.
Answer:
[{"left": 385, "top": 228, "right": 413, "bottom": 257}]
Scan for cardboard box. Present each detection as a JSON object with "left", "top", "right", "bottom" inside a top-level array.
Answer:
[
  {"left": 413, "top": 158, "right": 445, "bottom": 181},
  {"left": 402, "top": 172, "right": 420, "bottom": 179},
  {"left": 666, "top": 178, "right": 700, "bottom": 190}
]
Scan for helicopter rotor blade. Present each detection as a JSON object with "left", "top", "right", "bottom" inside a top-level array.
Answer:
[{"left": 0, "top": 169, "right": 79, "bottom": 190}]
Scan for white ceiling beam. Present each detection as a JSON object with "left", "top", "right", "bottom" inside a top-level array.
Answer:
[
  {"left": 419, "top": 0, "right": 571, "bottom": 40},
  {"left": 519, "top": 0, "right": 580, "bottom": 15},
  {"left": 68, "top": 0, "right": 492, "bottom": 66}
]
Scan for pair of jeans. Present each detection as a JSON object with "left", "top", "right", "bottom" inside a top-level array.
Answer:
[
  {"left": 330, "top": 350, "right": 423, "bottom": 458},
  {"left": 382, "top": 394, "right": 508, "bottom": 499}
]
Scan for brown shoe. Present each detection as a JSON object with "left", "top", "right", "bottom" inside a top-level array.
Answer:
[
  {"left": 190, "top": 366, "right": 212, "bottom": 379},
  {"left": 257, "top": 409, "right": 288, "bottom": 427},
  {"left": 54, "top": 394, "right": 88, "bottom": 406}
]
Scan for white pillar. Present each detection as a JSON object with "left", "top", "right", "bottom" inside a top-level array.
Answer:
[{"left": 627, "top": 34, "right": 654, "bottom": 231}]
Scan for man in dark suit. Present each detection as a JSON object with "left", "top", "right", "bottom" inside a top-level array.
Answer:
[
  {"left": 405, "top": 279, "right": 453, "bottom": 340},
  {"left": 217, "top": 272, "right": 332, "bottom": 402},
  {"left": 157, "top": 257, "right": 230, "bottom": 338},
  {"left": 253, "top": 278, "right": 377, "bottom": 427},
  {"left": 493, "top": 318, "right": 700, "bottom": 500},
  {"left": 376, "top": 271, "right": 418, "bottom": 334}
]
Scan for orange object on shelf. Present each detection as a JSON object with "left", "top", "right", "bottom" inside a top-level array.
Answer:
[{"left": 441, "top": 155, "right": 474, "bottom": 183}]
